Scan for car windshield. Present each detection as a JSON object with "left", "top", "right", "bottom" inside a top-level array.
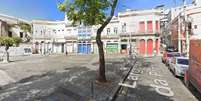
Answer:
[{"left": 177, "top": 59, "right": 189, "bottom": 65}]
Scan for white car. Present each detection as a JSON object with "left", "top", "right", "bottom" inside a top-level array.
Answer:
[
  {"left": 166, "top": 52, "right": 181, "bottom": 66},
  {"left": 169, "top": 57, "right": 189, "bottom": 77}
]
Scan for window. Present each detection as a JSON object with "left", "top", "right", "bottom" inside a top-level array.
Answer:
[
  {"left": 20, "top": 32, "right": 23, "bottom": 38},
  {"left": 194, "top": 25, "right": 197, "bottom": 29},
  {"left": 139, "top": 21, "right": 145, "bottom": 33},
  {"left": 147, "top": 21, "right": 153, "bottom": 33},
  {"left": 107, "top": 28, "right": 110, "bottom": 35},
  {"left": 177, "top": 59, "right": 189, "bottom": 65},
  {"left": 122, "top": 23, "right": 126, "bottom": 33},
  {"left": 114, "top": 27, "right": 118, "bottom": 34}
]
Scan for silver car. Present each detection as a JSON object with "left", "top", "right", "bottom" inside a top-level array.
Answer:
[{"left": 169, "top": 57, "right": 189, "bottom": 77}]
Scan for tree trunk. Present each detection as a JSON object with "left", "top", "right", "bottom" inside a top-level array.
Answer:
[
  {"left": 96, "top": 30, "right": 107, "bottom": 82},
  {"left": 95, "top": 0, "right": 118, "bottom": 83}
]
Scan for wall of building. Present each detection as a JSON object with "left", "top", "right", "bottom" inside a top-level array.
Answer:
[{"left": 32, "top": 9, "right": 162, "bottom": 56}]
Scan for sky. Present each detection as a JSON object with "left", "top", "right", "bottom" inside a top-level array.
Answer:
[{"left": 0, "top": 0, "right": 192, "bottom": 21}]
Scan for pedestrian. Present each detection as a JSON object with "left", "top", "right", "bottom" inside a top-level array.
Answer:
[{"left": 65, "top": 50, "right": 68, "bottom": 56}]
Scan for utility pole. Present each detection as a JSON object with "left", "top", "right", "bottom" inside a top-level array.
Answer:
[{"left": 183, "top": 0, "right": 190, "bottom": 56}]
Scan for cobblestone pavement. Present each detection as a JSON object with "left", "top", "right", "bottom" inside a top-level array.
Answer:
[{"left": 115, "top": 57, "right": 200, "bottom": 101}]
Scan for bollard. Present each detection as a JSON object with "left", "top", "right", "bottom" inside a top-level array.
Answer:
[{"left": 91, "top": 81, "right": 95, "bottom": 100}]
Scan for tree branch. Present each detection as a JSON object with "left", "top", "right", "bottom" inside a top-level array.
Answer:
[{"left": 97, "top": 0, "right": 118, "bottom": 34}]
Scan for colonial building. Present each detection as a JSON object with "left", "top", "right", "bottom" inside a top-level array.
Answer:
[
  {"left": 164, "top": 1, "right": 201, "bottom": 55},
  {"left": 32, "top": 20, "right": 66, "bottom": 54},
  {"left": 118, "top": 9, "right": 162, "bottom": 56},
  {"left": 32, "top": 8, "right": 163, "bottom": 56}
]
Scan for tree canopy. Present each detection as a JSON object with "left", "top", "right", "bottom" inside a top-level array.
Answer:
[
  {"left": 58, "top": 0, "right": 118, "bottom": 82},
  {"left": 58, "top": 0, "right": 112, "bottom": 25},
  {"left": 0, "top": 36, "right": 22, "bottom": 47}
]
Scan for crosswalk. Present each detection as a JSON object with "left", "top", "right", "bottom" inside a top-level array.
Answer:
[{"left": 0, "top": 70, "right": 15, "bottom": 86}]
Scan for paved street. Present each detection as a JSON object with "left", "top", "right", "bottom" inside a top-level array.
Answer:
[
  {"left": 0, "top": 55, "right": 200, "bottom": 101},
  {"left": 115, "top": 57, "right": 200, "bottom": 101}
]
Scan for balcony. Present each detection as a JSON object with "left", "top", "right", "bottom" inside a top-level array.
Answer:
[{"left": 120, "top": 31, "right": 161, "bottom": 37}]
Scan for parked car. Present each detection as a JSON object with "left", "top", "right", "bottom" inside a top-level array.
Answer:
[
  {"left": 184, "top": 38, "right": 201, "bottom": 93},
  {"left": 166, "top": 52, "right": 181, "bottom": 66},
  {"left": 169, "top": 57, "right": 189, "bottom": 77},
  {"left": 165, "top": 46, "right": 178, "bottom": 52},
  {"left": 161, "top": 46, "right": 178, "bottom": 63}
]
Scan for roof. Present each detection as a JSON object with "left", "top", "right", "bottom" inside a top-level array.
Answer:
[{"left": 0, "top": 13, "right": 30, "bottom": 24}]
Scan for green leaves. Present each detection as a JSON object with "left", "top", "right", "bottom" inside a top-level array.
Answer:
[
  {"left": 58, "top": 0, "right": 110, "bottom": 26},
  {"left": 18, "top": 23, "right": 32, "bottom": 33},
  {"left": 0, "top": 36, "right": 22, "bottom": 46}
]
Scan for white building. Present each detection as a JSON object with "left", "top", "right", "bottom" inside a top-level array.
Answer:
[
  {"left": 32, "top": 8, "right": 163, "bottom": 56},
  {"left": 0, "top": 14, "right": 31, "bottom": 40},
  {"left": 32, "top": 20, "right": 67, "bottom": 54}
]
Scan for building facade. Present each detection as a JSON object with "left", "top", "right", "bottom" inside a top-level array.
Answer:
[
  {"left": 163, "top": 2, "right": 201, "bottom": 55},
  {"left": 32, "top": 8, "right": 163, "bottom": 56},
  {"left": 0, "top": 14, "right": 31, "bottom": 40},
  {"left": 32, "top": 20, "right": 67, "bottom": 54}
]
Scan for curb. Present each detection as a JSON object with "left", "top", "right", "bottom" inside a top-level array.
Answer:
[{"left": 109, "top": 58, "right": 138, "bottom": 101}]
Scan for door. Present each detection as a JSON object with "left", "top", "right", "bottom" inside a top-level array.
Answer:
[
  {"left": 147, "top": 39, "right": 153, "bottom": 56},
  {"left": 78, "top": 43, "right": 91, "bottom": 54},
  {"left": 139, "top": 39, "right": 145, "bottom": 55},
  {"left": 121, "top": 44, "right": 127, "bottom": 54}
]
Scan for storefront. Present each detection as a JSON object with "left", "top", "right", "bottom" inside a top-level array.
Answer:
[
  {"left": 78, "top": 42, "right": 91, "bottom": 54},
  {"left": 106, "top": 43, "right": 118, "bottom": 54}
]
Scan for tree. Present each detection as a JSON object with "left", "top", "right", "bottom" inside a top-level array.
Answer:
[
  {"left": 17, "top": 22, "right": 32, "bottom": 42},
  {"left": 58, "top": 0, "right": 118, "bottom": 82},
  {"left": 0, "top": 36, "right": 22, "bottom": 62}
]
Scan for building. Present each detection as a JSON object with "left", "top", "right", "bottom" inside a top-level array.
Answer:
[
  {"left": 0, "top": 14, "right": 31, "bottom": 40},
  {"left": 32, "top": 20, "right": 66, "bottom": 54},
  {"left": 0, "top": 20, "right": 9, "bottom": 36},
  {"left": 32, "top": 8, "right": 163, "bottom": 56},
  {"left": 164, "top": 1, "right": 201, "bottom": 55},
  {"left": 117, "top": 9, "right": 162, "bottom": 56}
]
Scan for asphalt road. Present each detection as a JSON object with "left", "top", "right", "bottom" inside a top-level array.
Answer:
[
  {"left": 115, "top": 57, "right": 200, "bottom": 101},
  {"left": 0, "top": 55, "right": 200, "bottom": 101}
]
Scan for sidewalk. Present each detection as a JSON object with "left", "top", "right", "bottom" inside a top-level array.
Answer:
[{"left": 0, "top": 70, "right": 15, "bottom": 86}]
